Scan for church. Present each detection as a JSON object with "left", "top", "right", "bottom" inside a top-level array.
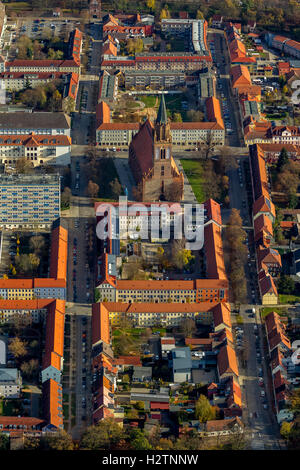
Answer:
[{"left": 128, "top": 95, "right": 184, "bottom": 202}]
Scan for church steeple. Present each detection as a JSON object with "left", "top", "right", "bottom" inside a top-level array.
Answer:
[
  {"left": 156, "top": 94, "right": 168, "bottom": 125},
  {"left": 155, "top": 94, "right": 171, "bottom": 143}
]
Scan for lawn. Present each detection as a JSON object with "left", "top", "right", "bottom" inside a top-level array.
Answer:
[
  {"left": 180, "top": 159, "right": 205, "bottom": 203},
  {"left": 0, "top": 399, "right": 22, "bottom": 416},
  {"left": 260, "top": 307, "right": 289, "bottom": 319},
  {"left": 140, "top": 95, "right": 157, "bottom": 108},
  {"left": 168, "top": 37, "right": 186, "bottom": 52},
  {"left": 279, "top": 294, "right": 300, "bottom": 304}
]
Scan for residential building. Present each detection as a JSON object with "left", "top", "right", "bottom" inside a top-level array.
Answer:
[
  {"left": 197, "top": 70, "right": 214, "bottom": 101},
  {"left": 0, "top": 174, "right": 60, "bottom": 230},
  {"left": 92, "top": 301, "right": 228, "bottom": 328},
  {"left": 101, "top": 52, "right": 212, "bottom": 73},
  {"left": 160, "top": 337, "right": 176, "bottom": 357},
  {"left": 96, "top": 278, "right": 228, "bottom": 304},
  {"left": 102, "top": 13, "right": 152, "bottom": 40},
  {"left": 0, "top": 112, "right": 70, "bottom": 136},
  {"left": 124, "top": 70, "right": 186, "bottom": 90},
  {"left": 230, "top": 64, "right": 252, "bottom": 89},
  {"left": 96, "top": 99, "right": 224, "bottom": 148},
  {"left": 0, "top": 417, "right": 45, "bottom": 438},
  {"left": 217, "top": 344, "right": 239, "bottom": 381},
  {"left": 98, "top": 70, "right": 118, "bottom": 103},
  {"left": 0, "top": 133, "right": 71, "bottom": 168},
  {"left": 270, "top": 34, "right": 300, "bottom": 59},
  {"left": 0, "top": 368, "right": 22, "bottom": 398},
  {"left": 132, "top": 366, "right": 152, "bottom": 383},
  {"left": 170, "top": 347, "right": 192, "bottom": 383}
]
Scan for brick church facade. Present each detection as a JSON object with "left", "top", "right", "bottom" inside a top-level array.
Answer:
[{"left": 129, "top": 95, "right": 184, "bottom": 202}]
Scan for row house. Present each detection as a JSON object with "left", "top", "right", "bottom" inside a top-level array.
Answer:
[{"left": 249, "top": 144, "right": 281, "bottom": 304}]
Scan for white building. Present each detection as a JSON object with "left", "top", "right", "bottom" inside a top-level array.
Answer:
[
  {"left": 0, "top": 133, "right": 71, "bottom": 168},
  {"left": 0, "top": 368, "right": 22, "bottom": 398}
]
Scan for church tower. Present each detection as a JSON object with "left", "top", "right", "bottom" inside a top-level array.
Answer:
[
  {"left": 154, "top": 93, "right": 172, "bottom": 159},
  {"left": 129, "top": 94, "right": 184, "bottom": 202}
]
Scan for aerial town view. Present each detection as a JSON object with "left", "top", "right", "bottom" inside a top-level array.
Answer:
[{"left": 0, "top": 0, "right": 299, "bottom": 458}]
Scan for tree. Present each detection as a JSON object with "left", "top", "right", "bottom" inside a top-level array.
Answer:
[
  {"left": 172, "top": 112, "right": 182, "bottom": 122},
  {"left": 0, "top": 433, "right": 9, "bottom": 450},
  {"left": 180, "top": 318, "right": 196, "bottom": 338},
  {"left": 146, "top": 0, "right": 155, "bottom": 11},
  {"left": 8, "top": 337, "right": 27, "bottom": 358},
  {"left": 131, "top": 432, "right": 152, "bottom": 450},
  {"left": 280, "top": 421, "right": 293, "bottom": 440},
  {"left": 87, "top": 180, "right": 99, "bottom": 199},
  {"left": 277, "top": 147, "right": 289, "bottom": 172},
  {"left": 40, "top": 430, "right": 74, "bottom": 450},
  {"left": 186, "top": 109, "right": 204, "bottom": 122},
  {"left": 164, "top": 180, "right": 183, "bottom": 202},
  {"left": 21, "top": 359, "right": 39, "bottom": 380},
  {"left": 196, "top": 10, "right": 204, "bottom": 19},
  {"left": 132, "top": 182, "right": 143, "bottom": 201},
  {"left": 80, "top": 419, "right": 124, "bottom": 450},
  {"left": 278, "top": 275, "right": 295, "bottom": 294},
  {"left": 61, "top": 186, "right": 72, "bottom": 209},
  {"left": 29, "top": 253, "right": 40, "bottom": 272},
  {"left": 62, "top": 96, "right": 75, "bottom": 114},
  {"left": 109, "top": 178, "right": 122, "bottom": 199},
  {"left": 15, "top": 157, "right": 33, "bottom": 174},
  {"left": 15, "top": 253, "right": 40, "bottom": 274},
  {"left": 195, "top": 394, "right": 216, "bottom": 422},
  {"left": 216, "top": 146, "right": 238, "bottom": 173},
  {"left": 29, "top": 235, "right": 45, "bottom": 255}
]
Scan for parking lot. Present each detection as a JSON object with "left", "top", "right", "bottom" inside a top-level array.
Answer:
[{"left": 3, "top": 18, "right": 81, "bottom": 61}]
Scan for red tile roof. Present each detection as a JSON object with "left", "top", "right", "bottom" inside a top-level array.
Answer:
[
  {"left": 212, "top": 303, "right": 232, "bottom": 330},
  {"left": 204, "top": 198, "right": 222, "bottom": 226},
  {"left": 204, "top": 223, "right": 227, "bottom": 280},
  {"left": 49, "top": 225, "right": 68, "bottom": 282},
  {"left": 231, "top": 64, "right": 252, "bottom": 88},
  {"left": 42, "top": 379, "right": 63, "bottom": 430},
  {"left": 205, "top": 97, "right": 224, "bottom": 129},
  {"left": 92, "top": 302, "right": 111, "bottom": 346},
  {"left": 218, "top": 344, "right": 239, "bottom": 378}
]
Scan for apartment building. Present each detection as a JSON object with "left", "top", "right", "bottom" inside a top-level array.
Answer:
[
  {"left": 0, "top": 174, "right": 60, "bottom": 230},
  {"left": 96, "top": 100, "right": 224, "bottom": 148},
  {"left": 0, "top": 133, "right": 71, "bottom": 168},
  {"left": 96, "top": 301, "right": 221, "bottom": 327},
  {"left": 0, "top": 112, "right": 71, "bottom": 136},
  {"left": 0, "top": 417, "right": 45, "bottom": 438},
  {"left": 249, "top": 144, "right": 281, "bottom": 304},
  {"left": 0, "top": 71, "right": 67, "bottom": 91},
  {"left": 97, "top": 278, "right": 228, "bottom": 304},
  {"left": 124, "top": 70, "right": 186, "bottom": 90},
  {"left": 6, "top": 59, "right": 80, "bottom": 74},
  {"left": 102, "top": 13, "right": 153, "bottom": 39},
  {"left": 101, "top": 51, "right": 212, "bottom": 73},
  {"left": 91, "top": 302, "right": 123, "bottom": 425},
  {"left": 161, "top": 19, "right": 209, "bottom": 56},
  {"left": 270, "top": 34, "right": 300, "bottom": 59},
  {"left": 0, "top": 368, "right": 22, "bottom": 398},
  {"left": 98, "top": 70, "right": 118, "bottom": 102}
]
